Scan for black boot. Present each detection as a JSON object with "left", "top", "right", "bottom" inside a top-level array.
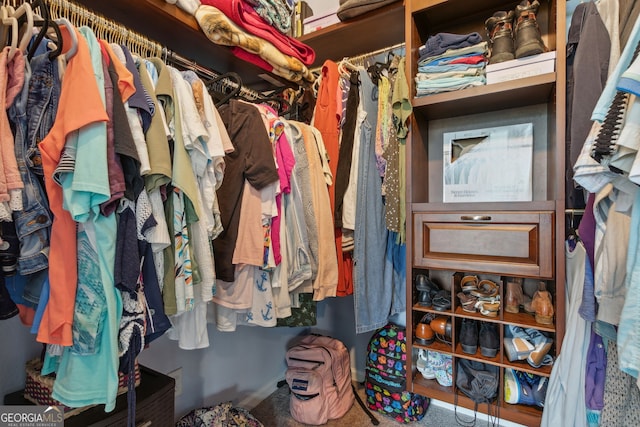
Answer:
[
  {"left": 485, "top": 10, "right": 515, "bottom": 64},
  {"left": 513, "top": 0, "right": 546, "bottom": 59},
  {"left": 459, "top": 318, "right": 478, "bottom": 355}
]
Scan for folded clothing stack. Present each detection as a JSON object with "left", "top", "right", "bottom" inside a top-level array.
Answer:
[
  {"left": 195, "top": 0, "right": 316, "bottom": 84},
  {"left": 415, "top": 32, "right": 488, "bottom": 97}
]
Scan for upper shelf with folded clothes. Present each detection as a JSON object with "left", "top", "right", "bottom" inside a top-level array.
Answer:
[
  {"left": 74, "top": 0, "right": 405, "bottom": 89},
  {"left": 72, "top": 0, "right": 299, "bottom": 90}
]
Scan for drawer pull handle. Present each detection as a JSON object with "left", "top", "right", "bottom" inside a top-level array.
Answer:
[{"left": 461, "top": 215, "right": 492, "bottom": 221}]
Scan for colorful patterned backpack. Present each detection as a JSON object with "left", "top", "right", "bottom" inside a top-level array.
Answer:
[{"left": 365, "top": 323, "right": 430, "bottom": 423}]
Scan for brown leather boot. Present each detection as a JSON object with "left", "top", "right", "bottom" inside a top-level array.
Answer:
[
  {"left": 530, "top": 281, "right": 554, "bottom": 325},
  {"left": 513, "top": 0, "right": 547, "bottom": 59},
  {"left": 505, "top": 277, "right": 524, "bottom": 314},
  {"left": 485, "top": 10, "right": 515, "bottom": 64}
]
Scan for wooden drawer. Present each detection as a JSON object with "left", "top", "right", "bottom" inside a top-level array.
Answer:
[{"left": 413, "top": 211, "right": 554, "bottom": 278}]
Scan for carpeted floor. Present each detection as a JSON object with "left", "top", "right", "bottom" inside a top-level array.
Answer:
[{"left": 249, "top": 382, "right": 503, "bottom": 427}]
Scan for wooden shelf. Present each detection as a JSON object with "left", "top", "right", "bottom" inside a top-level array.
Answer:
[
  {"left": 453, "top": 306, "right": 503, "bottom": 324},
  {"left": 298, "top": 1, "right": 405, "bottom": 69},
  {"left": 412, "top": 72, "right": 557, "bottom": 119},
  {"left": 411, "top": 201, "right": 557, "bottom": 212},
  {"left": 454, "top": 343, "right": 501, "bottom": 365},
  {"left": 412, "top": 377, "right": 543, "bottom": 427},
  {"left": 406, "top": 1, "right": 566, "bottom": 425},
  {"left": 413, "top": 303, "right": 453, "bottom": 316},
  {"left": 504, "top": 359, "right": 553, "bottom": 377},
  {"left": 74, "top": 0, "right": 406, "bottom": 88},
  {"left": 73, "top": 0, "right": 289, "bottom": 90},
  {"left": 503, "top": 311, "right": 556, "bottom": 333},
  {"left": 410, "top": 0, "right": 519, "bottom": 16},
  {"left": 414, "top": 339, "right": 453, "bottom": 354}
]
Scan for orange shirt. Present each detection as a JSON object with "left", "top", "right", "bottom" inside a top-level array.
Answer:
[
  {"left": 36, "top": 25, "right": 109, "bottom": 345},
  {"left": 311, "top": 60, "right": 353, "bottom": 296}
]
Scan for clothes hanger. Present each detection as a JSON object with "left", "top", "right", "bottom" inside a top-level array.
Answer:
[
  {"left": 1, "top": 8, "right": 19, "bottom": 62},
  {"left": 28, "top": 0, "right": 64, "bottom": 62},
  {"left": 10, "top": 2, "right": 33, "bottom": 58},
  {"left": 338, "top": 57, "right": 363, "bottom": 81},
  {"left": 206, "top": 71, "right": 243, "bottom": 107},
  {"left": 27, "top": 0, "right": 50, "bottom": 60},
  {"left": 257, "top": 95, "right": 291, "bottom": 117},
  {"left": 55, "top": 17, "right": 77, "bottom": 61}
]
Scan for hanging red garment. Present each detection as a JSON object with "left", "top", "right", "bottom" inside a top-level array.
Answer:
[{"left": 312, "top": 60, "right": 353, "bottom": 296}]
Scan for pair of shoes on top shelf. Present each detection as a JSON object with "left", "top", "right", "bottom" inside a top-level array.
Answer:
[{"left": 485, "top": 0, "right": 547, "bottom": 65}]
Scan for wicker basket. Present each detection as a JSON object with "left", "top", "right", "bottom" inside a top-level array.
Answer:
[{"left": 24, "top": 358, "right": 141, "bottom": 419}]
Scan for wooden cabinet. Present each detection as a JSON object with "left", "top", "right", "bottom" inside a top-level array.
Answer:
[
  {"left": 404, "top": 1, "right": 566, "bottom": 425},
  {"left": 413, "top": 211, "right": 554, "bottom": 277}
]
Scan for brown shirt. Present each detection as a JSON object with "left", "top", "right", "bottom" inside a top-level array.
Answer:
[{"left": 214, "top": 99, "right": 279, "bottom": 282}]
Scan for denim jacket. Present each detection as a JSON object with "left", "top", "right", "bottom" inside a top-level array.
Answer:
[{"left": 7, "top": 54, "right": 60, "bottom": 303}]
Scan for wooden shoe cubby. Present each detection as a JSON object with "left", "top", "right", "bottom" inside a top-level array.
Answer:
[
  {"left": 405, "top": 1, "right": 566, "bottom": 424},
  {"left": 410, "top": 270, "right": 557, "bottom": 423}
]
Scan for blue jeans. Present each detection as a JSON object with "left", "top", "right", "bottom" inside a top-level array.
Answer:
[{"left": 8, "top": 54, "right": 60, "bottom": 303}]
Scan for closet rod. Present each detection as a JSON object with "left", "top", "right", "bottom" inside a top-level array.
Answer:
[
  {"left": 311, "top": 42, "right": 406, "bottom": 75},
  {"left": 164, "top": 48, "right": 261, "bottom": 101},
  {"left": 43, "top": 0, "right": 261, "bottom": 100},
  {"left": 347, "top": 42, "right": 405, "bottom": 65}
]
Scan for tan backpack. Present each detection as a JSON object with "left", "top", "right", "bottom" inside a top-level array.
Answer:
[{"left": 285, "top": 334, "right": 355, "bottom": 425}]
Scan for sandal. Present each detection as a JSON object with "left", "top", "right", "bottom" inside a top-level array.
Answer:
[
  {"left": 432, "top": 290, "right": 452, "bottom": 312},
  {"left": 476, "top": 299, "right": 500, "bottom": 317},
  {"left": 460, "top": 275, "right": 479, "bottom": 293},
  {"left": 457, "top": 292, "right": 477, "bottom": 313},
  {"left": 470, "top": 279, "right": 499, "bottom": 298}
]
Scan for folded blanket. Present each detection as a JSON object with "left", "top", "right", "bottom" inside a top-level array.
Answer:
[
  {"left": 200, "top": 0, "right": 315, "bottom": 65},
  {"left": 244, "top": 0, "right": 292, "bottom": 34},
  {"left": 165, "top": 0, "right": 201, "bottom": 15},
  {"left": 195, "top": 5, "right": 315, "bottom": 84}
]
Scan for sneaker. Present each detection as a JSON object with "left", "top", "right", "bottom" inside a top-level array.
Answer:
[
  {"left": 504, "top": 368, "right": 537, "bottom": 406},
  {"left": 505, "top": 369, "right": 547, "bottom": 407},
  {"left": 430, "top": 352, "right": 453, "bottom": 387},
  {"left": 479, "top": 322, "right": 500, "bottom": 358},
  {"left": 417, "top": 349, "right": 436, "bottom": 380},
  {"left": 459, "top": 318, "right": 478, "bottom": 354}
]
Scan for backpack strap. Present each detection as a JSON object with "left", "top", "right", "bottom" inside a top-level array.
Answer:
[{"left": 352, "top": 383, "right": 379, "bottom": 425}]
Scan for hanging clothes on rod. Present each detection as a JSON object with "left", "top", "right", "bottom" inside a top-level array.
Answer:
[{"left": 2, "top": 0, "right": 345, "bottom": 415}]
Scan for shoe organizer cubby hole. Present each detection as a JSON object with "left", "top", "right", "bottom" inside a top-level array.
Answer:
[
  {"left": 502, "top": 276, "right": 557, "bottom": 332},
  {"left": 501, "top": 366, "right": 547, "bottom": 414},
  {"left": 501, "top": 323, "right": 556, "bottom": 377},
  {"left": 453, "top": 271, "right": 503, "bottom": 320},
  {"left": 454, "top": 317, "right": 502, "bottom": 364},
  {"left": 410, "top": 1, "right": 556, "bottom": 54},
  {"left": 412, "top": 268, "right": 455, "bottom": 313}
]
